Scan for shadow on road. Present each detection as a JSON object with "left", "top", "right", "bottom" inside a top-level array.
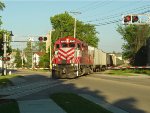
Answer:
[
  {"left": 3, "top": 69, "right": 146, "bottom": 113},
  {"left": 113, "top": 97, "right": 145, "bottom": 113}
]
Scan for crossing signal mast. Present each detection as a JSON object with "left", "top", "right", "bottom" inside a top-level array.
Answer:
[{"left": 122, "top": 14, "right": 150, "bottom": 25}]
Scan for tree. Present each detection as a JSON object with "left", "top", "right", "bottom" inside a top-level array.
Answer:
[
  {"left": 33, "top": 42, "right": 46, "bottom": 52},
  {"left": 0, "top": 1, "right": 5, "bottom": 11},
  {"left": 50, "top": 12, "right": 99, "bottom": 48},
  {"left": 14, "top": 48, "right": 22, "bottom": 68},
  {"left": 39, "top": 52, "right": 49, "bottom": 68},
  {"left": 24, "top": 41, "right": 32, "bottom": 68},
  {"left": 0, "top": 1, "right": 5, "bottom": 26},
  {"left": 117, "top": 24, "right": 150, "bottom": 64}
]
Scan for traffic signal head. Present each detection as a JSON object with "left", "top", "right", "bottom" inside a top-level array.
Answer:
[
  {"left": 132, "top": 16, "right": 138, "bottom": 22},
  {"left": 38, "top": 37, "right": 43, "bottom": 42},
  {"left": 2, "top": 57, "right": 10, "bottom": 61},
  {"left": 124, "top": 15, "right": 131, "bottom": 23},
  {"left": 44, "top": 37, "right": 47, "bottom": 41},
  {"left": 123, "top": 15, "right": 139, "bottom": 24}
]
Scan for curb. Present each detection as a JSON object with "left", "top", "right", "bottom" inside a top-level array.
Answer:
[{"left": 79, "top": 94, "right": 129, "bottom": 113}]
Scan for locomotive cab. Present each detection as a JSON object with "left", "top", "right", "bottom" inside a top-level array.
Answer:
[{"left": 52, "top": 36, "right": 82, "bottom": 78}]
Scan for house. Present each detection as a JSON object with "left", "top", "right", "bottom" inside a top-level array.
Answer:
[{"left": 33, "top": 52, "right": 45, "bottom": 67}]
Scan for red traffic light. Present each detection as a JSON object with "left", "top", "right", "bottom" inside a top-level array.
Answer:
[
  {"left": 124, "top": 15, "right": 131, "bottom": 22},
  {"left": 2, "top": 57, "right": 10, "bottom": 61},
  {"left": 38, "top": 37, "right": 43, "bottom": 41},
  {"left": 132, "top": 16, "right": 138, "bottom": 22}
]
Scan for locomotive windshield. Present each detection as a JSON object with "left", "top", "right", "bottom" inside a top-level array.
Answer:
[
  {"left": 61, "top": 42, "right": 75, "bottom": 48},
  {"left": 62, "top": 43, "right": 68, "bottom": 48},
  {"left": 69, "top": 43, "right": 75, "bottom": 47}
]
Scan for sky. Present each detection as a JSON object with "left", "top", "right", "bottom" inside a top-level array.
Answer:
[{"left": 1, "top": 0, "right": 150, "bottom": 52}]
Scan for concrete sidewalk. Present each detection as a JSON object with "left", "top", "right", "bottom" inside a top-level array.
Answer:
[
  {"left": 17, "top": 95, "right": 128, "bottom": 113},
  {"left": 18, "top": 99, "right": 66, "bottom": 113}
]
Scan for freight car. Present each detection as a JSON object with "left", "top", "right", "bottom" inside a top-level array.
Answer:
[{"left": 52, "top": 36, "right": 113, "bottom": 78}]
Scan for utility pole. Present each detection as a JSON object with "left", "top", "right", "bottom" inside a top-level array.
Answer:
[
  {"left": 69, "top": 12, "right": 81, "bottom": 77},
  {"left": 49, "top": 29, "right": 55, "bottom": 71},
  {"left": 69, "top": 12, "right": 81, "bottom": 38},
  {"left": 74, "top": 17, "right": 77, "bottom": 38}
]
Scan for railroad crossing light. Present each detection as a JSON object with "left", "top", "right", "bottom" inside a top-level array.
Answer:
[
  {"left": 38, "top": 37, "right": 43, "bottom": 42},
  {"left": 6, "top": 57, "right": 10, "bottom": 61},
  {"left": 123, "top": 15, "right": 139, "bottom": 24},
  {"left": 124, "top": 15, "right": 131, "bottom": 23},
  {"left": 132, "top": 16, "right": 139, "bottom": 22},
  {"left": 2, "top": 57, "right": 10, "bottom": 61}
]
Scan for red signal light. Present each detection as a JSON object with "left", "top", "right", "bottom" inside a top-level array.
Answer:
[
  {"left": 132, "top": 16, "right": 138, "bottom": 22},
  {"left": 38, "top": 37, "right": 43, "bottom": 42},
  {"left": 124, "top": 15, "right": 131, "bottom": 22},
  {"left": 2, "top": 57, "right": 10, "bottom": 61},
  {"left": 6, "top": 57, "right": 10, "bottom": 61}
]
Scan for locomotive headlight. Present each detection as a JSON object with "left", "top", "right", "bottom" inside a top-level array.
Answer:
[
  {"left": 52, "top": 64, "right": 56, "bottom": 66},
  {"left": 66, "top": 38, "right": 69, "bottom": 43}
]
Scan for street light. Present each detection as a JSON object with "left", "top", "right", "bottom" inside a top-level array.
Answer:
[{"left": 49, "top": 29, "right": 55, "bottom": 70}]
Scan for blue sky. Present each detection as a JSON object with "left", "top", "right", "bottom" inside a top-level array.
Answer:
[{"left": 1, "top": 0, "right": 150, "bottom": 52}]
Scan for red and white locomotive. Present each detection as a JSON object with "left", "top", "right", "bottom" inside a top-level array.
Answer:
[{"left": 52, "top": 36, "right": 112, "bottom": 78}]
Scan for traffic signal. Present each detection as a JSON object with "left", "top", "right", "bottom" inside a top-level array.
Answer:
[
  {"left": 44, "top": 37, "right": 47, "bottom": 41},
  {"left": 38, "top": 37, "right": 47, "bottom": 42},
  {"left": 132, "top": 16, "right": 138, "bottom": 22},
  {"left": 124, "top": 15, "right": 131, "bottom": 23},
  {"left": 38, "top": 37, "right": 43, "bottom": 42},
  {"left": 123, "top": 15, "right": 139, "bottom": 24}
]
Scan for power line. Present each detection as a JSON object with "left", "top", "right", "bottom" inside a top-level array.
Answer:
[
  {"left": 87, "top": 1, "right": 142, "bottom": 20},
  {"left": 86, "top": 5, "right": 150, "bottom": 23},
  {"left": 78, "top": 1, "right": 112, "bottom": 17},
  {"left": 90, "top": 9, "right": 150, "bottom": 27}
]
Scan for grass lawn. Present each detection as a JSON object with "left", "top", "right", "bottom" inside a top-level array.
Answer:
[
  {"left": 0, "top": 74, "right": 21, "bottom": 87},
  {"left": 104, "top": 69, "right": 150, "bottom": 76},
  {"left": 50, "top": 92, "right": 112, "bottom": 113},
  {"left": 0, "top": 99, "right": 20, "bottom": 113}
]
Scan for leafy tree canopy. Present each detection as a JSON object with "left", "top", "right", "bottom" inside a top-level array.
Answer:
[
  {"left": 0, "top": 1, "right": 5, "bottom": 11},
  {"left": 0, "top": 1, "right": 5, "bottom": 26},
  {"left": 117, "top": 24, "right": 150, "bottom": 64},
  {"left": 23, "top": 41, "right": 32, "bottom": 68},
  {"left": 50, "top": 12, "right": 99, "bottom": 47},
  {"left": 14, "top": 48, "right": 22, "bottom": 68}
]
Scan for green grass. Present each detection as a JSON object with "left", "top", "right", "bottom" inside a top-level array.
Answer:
[
  {"left": 0, "top": 74, "right": 21, "bottom": 87},
  {"left": 50, "top": 92, "right": 112, "bottom": 113},
  {"left": 0, "top": 100, "right": 20, "bottom": 113},
  {"left": 104, "top": 69, "right": 150, "bottom": 76}
]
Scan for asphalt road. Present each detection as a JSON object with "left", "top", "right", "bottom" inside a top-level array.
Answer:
[{"left": 11, "top": 70, "right": 150, "bottom": 113}]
